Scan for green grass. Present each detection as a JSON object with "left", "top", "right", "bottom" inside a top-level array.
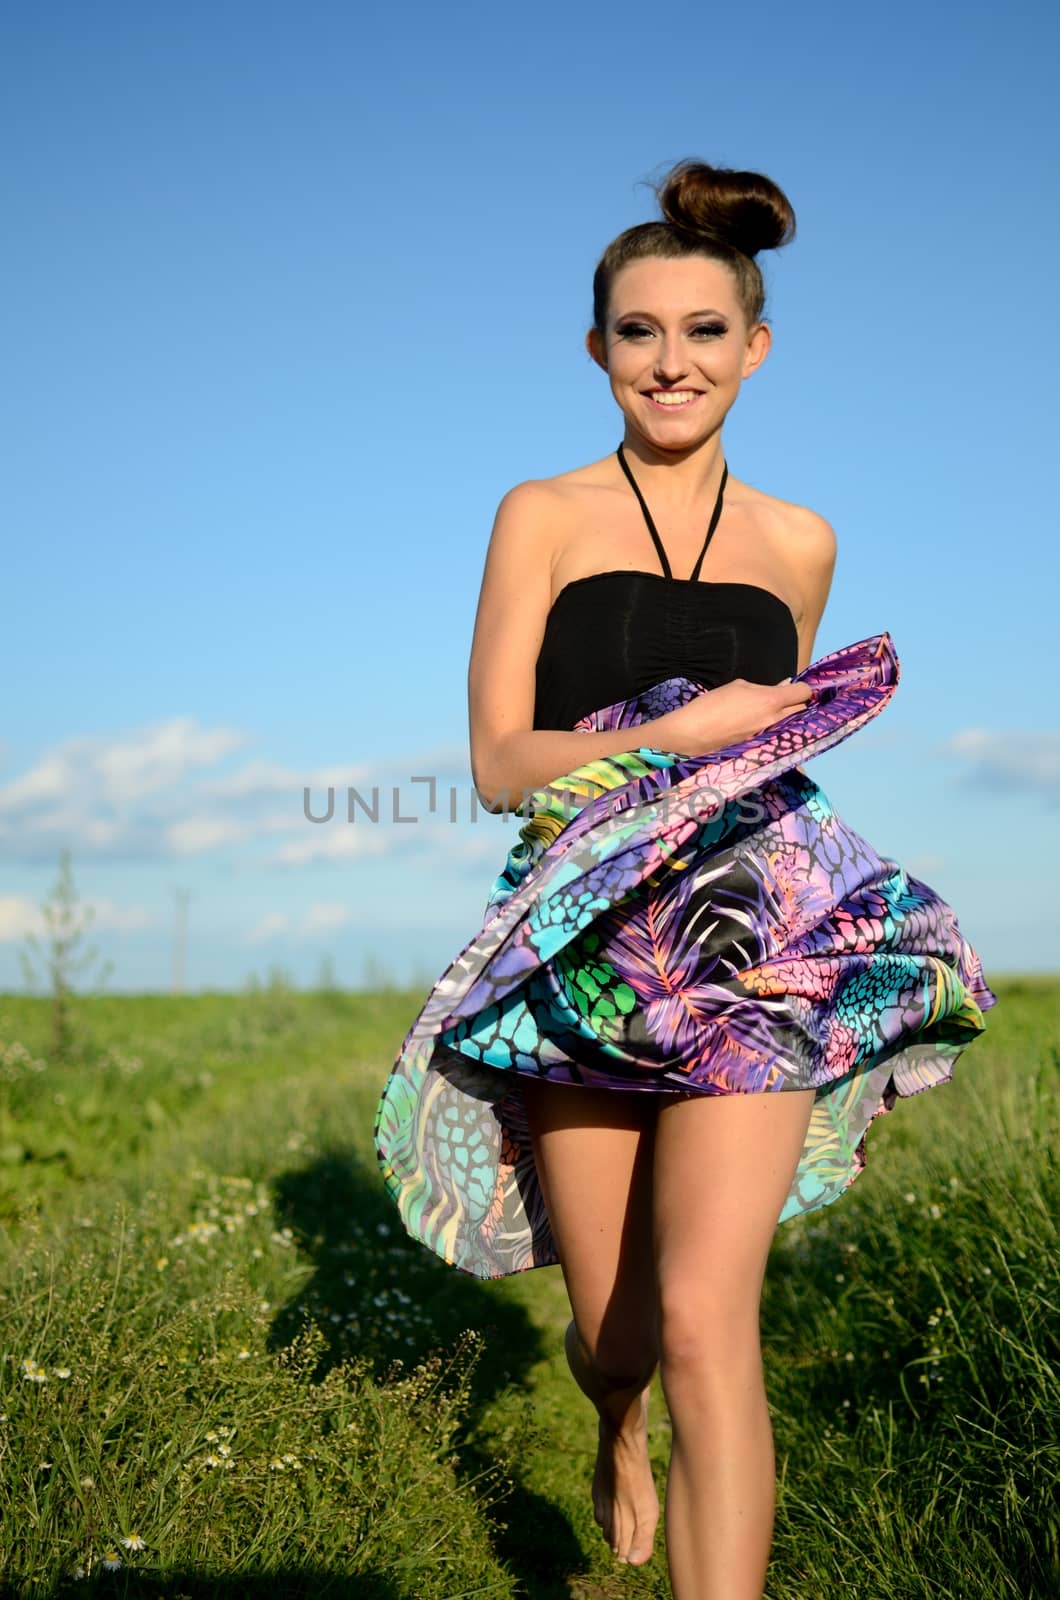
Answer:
[{"left": 0, "top": 975, "right": 1056, "bottom": 1598}]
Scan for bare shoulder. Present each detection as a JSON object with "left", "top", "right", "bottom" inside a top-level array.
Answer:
[
  {"left": 495, "top": 457, "right": 612, "bottom": 511},
  {"left": 487, "top": 460, "right": 610, "bottom": 577},
  {"left": 489, "top": 471, "right": 577, "bottom": 539},
  {"left": 742, "top": 476, "right": 845, "bottom": 540},
  {"left": 479, "top": 482, "right": 555, "bottom": 606},
  {"left": 739, "top": 478, "right": 837, "bottom": 564}
]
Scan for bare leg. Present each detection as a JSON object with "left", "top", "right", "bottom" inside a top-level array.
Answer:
[
  {"left": 652, "top": 1086, "right": 817, "bottom": 1600},
  {"left": 521, "top": 1076, "right": 662, "bottom": 1565}
]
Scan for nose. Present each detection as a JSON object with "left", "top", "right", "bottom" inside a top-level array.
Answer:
[{"left": 654, "top": 330, "right": 690, "bottom": 381}]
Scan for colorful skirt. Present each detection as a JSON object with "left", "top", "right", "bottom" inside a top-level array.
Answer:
[{"left": 374, "top": 633, "right": 998, "bottom": 1280}]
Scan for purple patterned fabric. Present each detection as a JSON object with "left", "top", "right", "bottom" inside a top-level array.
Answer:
[{"left": 374, "top": 632, "right": 998, "bottom": 1279}]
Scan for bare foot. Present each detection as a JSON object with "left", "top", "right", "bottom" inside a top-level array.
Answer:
[{"left": 564, "top": 1320, "right": 660, "bottom": 1566}]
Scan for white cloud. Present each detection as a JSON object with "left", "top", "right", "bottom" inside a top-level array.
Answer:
[
  {"left": 197, "top": 759, "right": 309, "bottom": 799},
  {"left": 0, "top": 893, "right": 153, "bottom": 943},
  {"left": 83, "top": 897, "right": 155, "bottom": 932},
  {"left": 269, "top": 827, "right": 395, "bottom": 867},
  {"left": 246, "top": 902, "right": 352, "bottom": 944},
  {"left": 942, "top": 728, "right": 1060, "bottom": 798},
  {"left": 164, "top": 816, "right": 250, "bottom": 855},
  {"left": 92, "top": 718, "right": 252, "bottom": 802},
  {"left": 302, "top": 902, "right": 352, "bottom": 934},
  {"left": 0, "top": 719, "right": 474, "bottom": 866},
  {"left": 247, "top": 911, "right": 290, "bottom": 944},
  {"left": 0, "top": 894, "right": 47, "bottom": 941},
  {"left": 0, "top": 752, "right": 71, "bottom": 809},
  {"left": 0, "top": 719, "right": 251, "bottom": 817}
]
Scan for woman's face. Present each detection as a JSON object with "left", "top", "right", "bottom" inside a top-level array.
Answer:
[{"left": 586, "top": 254, "right": 771, "bottom": 452}]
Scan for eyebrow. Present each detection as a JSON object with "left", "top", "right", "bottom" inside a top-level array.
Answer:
[{"left": 614, "top": 308, "right": 729, "bottom": 320}]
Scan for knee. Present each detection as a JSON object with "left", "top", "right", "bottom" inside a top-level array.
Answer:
[
  {"left": 656, "top": 1280, "right": 762, "bottom": 1386},
  {"left": 579, "top": 1323, "right": 658, "bottom": 1394}
]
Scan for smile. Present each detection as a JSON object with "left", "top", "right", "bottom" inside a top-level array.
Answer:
[{"left": 644, "top": 390, "right": 702, "bottom": 409}]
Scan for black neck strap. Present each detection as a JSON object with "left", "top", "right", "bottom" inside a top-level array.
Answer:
[{"left": 616, "top": 443, "right": 729, "bottom": 582}]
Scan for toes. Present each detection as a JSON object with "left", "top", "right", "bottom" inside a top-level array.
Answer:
[{"left": 621, "top": 1518, "right": 657, "bottom": 1566}]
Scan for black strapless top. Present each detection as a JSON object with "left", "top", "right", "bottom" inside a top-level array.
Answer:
[
  {"left": 533, "top": 573, "right": 798, "bottom": 730},
  {"left": 532, "top": 446, "right": 799, "bottom": 731}
]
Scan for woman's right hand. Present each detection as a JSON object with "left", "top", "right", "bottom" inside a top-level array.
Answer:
[{"left": 650, "top": 676, "right": 815, "bottom": 759}]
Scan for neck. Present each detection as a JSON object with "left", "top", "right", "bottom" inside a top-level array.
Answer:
[{"left": 619, "top": 429, "right": 727, "bottom": 509}]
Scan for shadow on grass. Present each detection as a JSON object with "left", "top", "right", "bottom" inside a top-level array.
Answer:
[
  {"left": 34, "top": 1573, "right": 403, "bottom": 1598},
  {"left": 264, "top": 1149, "right": 587, "bottom": 1599}
]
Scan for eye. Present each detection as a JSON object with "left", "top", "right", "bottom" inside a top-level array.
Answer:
[{"left": 615, "top": 321, "right": 728, "bottom": 340}]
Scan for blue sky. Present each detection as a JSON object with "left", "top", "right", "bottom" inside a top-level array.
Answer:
[{"left": 1, "top": 0, "right": 1057, "bottom": 994}]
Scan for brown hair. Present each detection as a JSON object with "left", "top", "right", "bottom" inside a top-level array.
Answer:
[{"left": 591, "top": 158, "right": 797, "bottom": 334}]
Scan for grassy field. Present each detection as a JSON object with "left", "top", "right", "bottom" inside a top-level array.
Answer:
[{"left": 0, "top": 974, "right": 1056, "bottom": 1598}]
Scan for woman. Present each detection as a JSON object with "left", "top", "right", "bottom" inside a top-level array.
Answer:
[{"left": 374, "top": 157, "right": 997, "bottom": 1599}]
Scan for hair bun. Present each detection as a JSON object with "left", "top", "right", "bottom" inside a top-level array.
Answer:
[{"left": 655, "top": 158, "right": 796, "bottom": 258}]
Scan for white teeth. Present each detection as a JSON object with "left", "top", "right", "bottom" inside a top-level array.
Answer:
[{"left": 648, "top": 391, "right": 698, "bottom": 406}]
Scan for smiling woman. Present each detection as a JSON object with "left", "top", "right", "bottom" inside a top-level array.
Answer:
[{"left": 372, "top": 157, "right": 997, "bottom": 1599}]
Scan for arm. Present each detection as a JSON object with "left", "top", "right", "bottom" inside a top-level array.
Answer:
[{"left": 793, "top": 512, "right": 838, "bottom": 673}]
